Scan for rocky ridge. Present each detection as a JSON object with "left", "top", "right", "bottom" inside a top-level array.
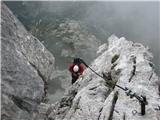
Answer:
[
  {"left": 48, "top": 35, "right": 160, "bottom": 120},
  {"left": 1, "top": 3, "right": 160, "bottom": 120}
]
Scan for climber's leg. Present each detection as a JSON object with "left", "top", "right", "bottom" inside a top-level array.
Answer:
[{"left": 72, "top": 74, "right": 78, "bottom": 84}]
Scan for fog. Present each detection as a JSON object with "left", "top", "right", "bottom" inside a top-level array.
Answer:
[
  {"left": 6, "top": 1, "right": 159, "bottom": 74},
  {"left": 41, "top": 2, "right": 160, "bottom": 103},
  {"left": 5, "top": 1, "right": 159, "bottom": 103},
  {"left": 39, "top": 1, "right": 159, "bottom": 74},
  {"left": 81, "top": 2, "right": 159, "bottom": 74}
]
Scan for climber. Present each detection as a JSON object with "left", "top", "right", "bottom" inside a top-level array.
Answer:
[
  {"left": 69, "top": 58, "right": 148, "bottom": 115},
  {"left": 68, "top": 58, "right": 85, "bottom": 84}
]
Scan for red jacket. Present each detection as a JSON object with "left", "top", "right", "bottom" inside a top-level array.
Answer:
[{"left": 68, "top": 63, "right": 84, "bottom": 77}]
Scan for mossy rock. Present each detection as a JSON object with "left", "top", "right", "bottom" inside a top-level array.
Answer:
[
  {"left": 113, "top": 91, "right": 118, "bottom": 103},
  {"left": 111, "top": 54, "right": 119, "bottom": 64},
  {"left": 111, "top": 79, "right": 118, "bottom": 89}
]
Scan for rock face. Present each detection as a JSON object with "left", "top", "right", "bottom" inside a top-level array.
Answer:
[
  {"left": 2, "top": 3, "right": 160, "bottom": 120},
  {"left": 48, "top": 36, "right": 160, "bottom": 120},
  {"left": 54, "top": 19, "right": 101, "bottom": 59},
  {"left": 47, "top": 19, "right": 101, "bottom": 103},
  {"left": 1, "top": 3, "right": 55, "bottom": 120}
]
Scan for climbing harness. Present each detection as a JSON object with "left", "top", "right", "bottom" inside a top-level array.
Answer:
[{"left": 78, "top": 58, "right": 148, "bottom": 115}]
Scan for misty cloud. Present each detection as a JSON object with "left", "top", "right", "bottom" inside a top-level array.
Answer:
[{"left": 6, "top": 1, "right": 159, "bottom": 74}]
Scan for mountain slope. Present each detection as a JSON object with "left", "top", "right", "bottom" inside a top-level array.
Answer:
[
  {"left": 1, "top": 2, "right": 160, "bottom": 120},
  {"left": 1, "top": 3, "right": 55, "bottom": 120},
  {"left": 48, "top": 35, "right": 160, "bottom": 120}
]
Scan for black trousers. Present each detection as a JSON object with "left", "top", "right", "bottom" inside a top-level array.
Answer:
[{"left": 72, "top": 74, "right": 78, "bottom": 84}]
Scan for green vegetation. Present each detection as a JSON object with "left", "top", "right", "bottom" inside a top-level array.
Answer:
[
  {"left": 111, "top": 79, "right": 118, "bottom": 89},
  {"left": 111, "top": 54, "right": 119, "bottom": 64},
  {"left": 113, "top": 91, "right": 118, "bottom": 103}
]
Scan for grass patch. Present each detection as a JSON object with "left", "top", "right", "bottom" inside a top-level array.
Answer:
[{"left": 111, "top": 54, "right": 119, "bottom": 64}]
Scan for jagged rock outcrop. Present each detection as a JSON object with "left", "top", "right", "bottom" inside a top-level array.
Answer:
[
  {"left": 55, "top": 19, "right": 101, "bottom": 59},
  {"left": 48, "top": 36, "right": 160, "bottom": 120},
  {"left": 1, "top": 3, "right": 55, "bottom": 120},
  {"left": 2, "top": 2, "right": 160, "bottom": 120},
  {"left": 32, "top": 18, "right": 101, "bottom": 60}
]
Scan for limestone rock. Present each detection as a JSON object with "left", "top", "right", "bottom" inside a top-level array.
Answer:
[
  {"left": 1, "top": 3, "right": 55, "bottom": 120},
  {"left": 48, "top": 35, "right": 160, "bottom": 120},
  {"left": 2, "top": 2, "right": 160, "bottom": 120}
]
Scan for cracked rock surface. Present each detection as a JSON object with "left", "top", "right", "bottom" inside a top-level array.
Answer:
[
  {"left": 2, "top": 3, "right": 160, "bottom": 120},
  {"left": 48, "top": 35, "right": 160, "bottom": 120},
  {"left": 1, "top": 3, "right": 55, "bottom": 120}
]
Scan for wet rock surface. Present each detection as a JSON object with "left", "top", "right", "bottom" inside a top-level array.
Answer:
[{"left": 1, "top": 3, "right": 55, "bottom": 120}]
